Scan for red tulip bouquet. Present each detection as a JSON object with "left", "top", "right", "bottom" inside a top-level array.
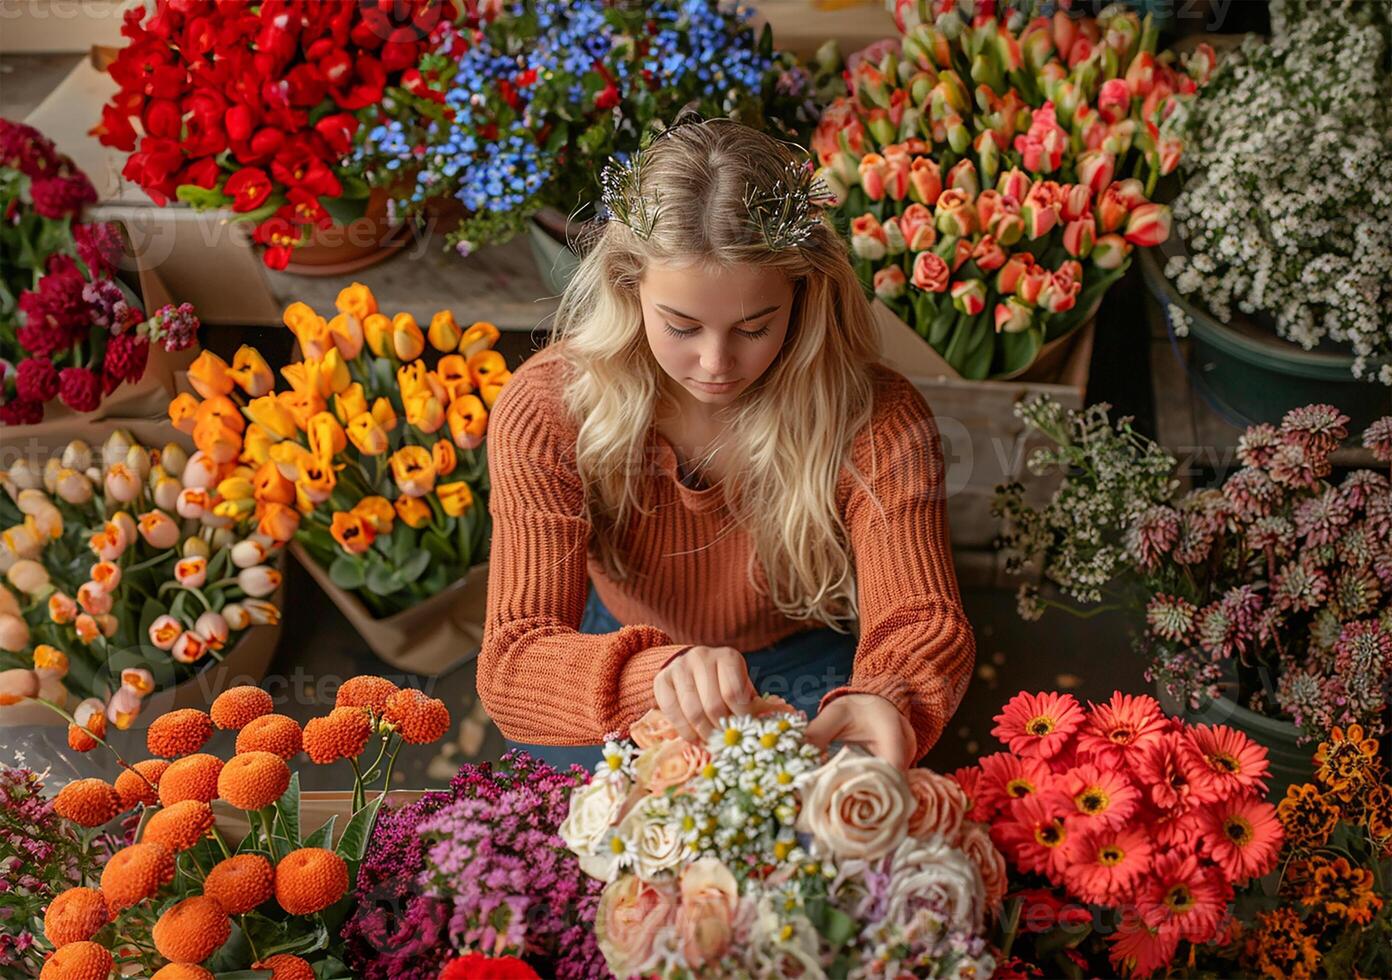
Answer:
[
  {"left": 92, "top": 0, "right": 459, "bottom": 270},
  {"left": 815, "top": 0, "right": 1213, "bottom": 379}
]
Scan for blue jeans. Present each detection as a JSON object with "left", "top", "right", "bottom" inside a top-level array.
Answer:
[{"left": 503, "top": 585, "right": 857, "bottom": 774}]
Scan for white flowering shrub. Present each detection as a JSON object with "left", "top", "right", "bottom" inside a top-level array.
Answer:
[{"left": 1165, "top": 0, "right": 1392, "bottom": 384}]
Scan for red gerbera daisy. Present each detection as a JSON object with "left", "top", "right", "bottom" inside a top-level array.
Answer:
[
  {"left": 1138, "top": 851, "right": 1231, "bottom": 944},
  {"left": 1063, "top": 826, "right": 1154, "bottom": 906},
  {"left": 1107, "top": 912, "right": 1181, "bottom": 979},
  {"left": 1051, "top": 763, "right": 1141, "bottom": 831},
  {"left": 1077, "top": 692, "right": 1169, "bottom": 767},
  {"left": 1136, "top": 731, "right": 1218, "bottom": 811},
  {"left": 1151, "top": 801, "right": 1207, "bottom": 851},
  {"left": 975, "top": 752, "right": 1055, "bottom": 818},
  {"left": 1199, "top": 794, "right": 1284, "bottom": 884},
  {"left": 992, "top": 691, "right": 1086, "bottom": 760},
  {"left": 994, "top": 793, "right": 1072, "bottom": 880},
  {"left": 1188, "top": 724, "right": 1271, "bottom": 800}
]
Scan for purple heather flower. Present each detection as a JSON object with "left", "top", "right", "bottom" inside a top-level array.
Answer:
[{"left": 144, "top": 302, "right": 200, "bottom": 353}]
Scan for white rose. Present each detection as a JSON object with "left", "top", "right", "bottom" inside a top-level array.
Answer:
[
  {"left": 882, "top": 834, "right": 987, "bottom": 932},
  {"left": 619, "top": 797, "right": 686, "bottom": 881},
  {"left": 795, "top": 745, "right": 914, "bottom": 862},
  {"left": 560, "top": 775, "right": 628, "bottom": 858}
]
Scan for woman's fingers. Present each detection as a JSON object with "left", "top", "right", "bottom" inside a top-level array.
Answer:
[
  {"left": 714, "top": 651, "right": 756, "bottom": 722},
  {"left": 653, "top": 671, "right": 702, "bottom": 741},
  {"left": 653, "top": 645, "right": 758, "bottom": 741}
]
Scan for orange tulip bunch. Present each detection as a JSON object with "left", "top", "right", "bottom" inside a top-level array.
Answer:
[
  {"left": 166, "top": 282, "right": 507, "bottom": 618},
  {"left": 0, "top": 429, "right": 281, "bottom": 729},
  {"left": 34, "top": 676, "right": 451, "bottom": 979}
]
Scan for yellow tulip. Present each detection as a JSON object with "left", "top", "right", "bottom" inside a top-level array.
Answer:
[
  {"left": 432, "top": 439, "right": 457, "bottom": 478},
  {"left": 216, "top": 475, "right": 255, "bottom": 501},
  {"left": 297, "top": 459, "right": 337, "bottom": 504},
  {"left": 331, "top": 511, "right": 375, "bottom": 555},
  {"left": 253, "top": 461, "right": 296, "bottom": 505},
  {"left": 335, "top": 383, "right": 369, "bottom": 426},
  {"left": 169, "top": 392, "right": 201, "bottom": 434},
  {"left": 427, "top": 310, "right": 462, "bottom": 352},
  {"left": 458, "top": 320, "right": 501, "bottom": 357},
  {"left": 278, "top": 389, "right": 325, "bottom": 430},
  {"left": 352, "top": 496, "right": 395, "bottom": 534},
  {"left": 405, "top": 391, "right": 445, "bottom": 435},
  {"left": 397, "top": 361, "right": 431, "bottom": 401},
  {"left": 307, "top": 411, "right": 347, "bottom": 461},
  {"left": 446, "top": 395, "right": 488, "bottom": 450},
  {"left": 371, "top": 397, "right": 398, "bottom": 432},
  {"left": 346, "top": 412, "right": 390, "bottom": 456},
  {"left": 242, "top": 423, "right": 276, "bottom": 465},
  {"left": 480, "top": 369, "right": 512, "bottom": 409},
  {"left": 188, "top": 350, "right": 234, "bottom": 399},
  {"left": 257, "top": 502, "right": 300, "bottom": 543},
  {"left": 213, "top": 498, "right": 255, "bottom": 520},
  {"left": 436, "top": 480, "right": 474, "bottom": 517},
  {"left": 228, "top": 346, "right": 275, "bottom": 397},
  {"left": 269, "top": 441, "right": 314, "bottom": 482},
  {"left": 246, "top": 396, "right": 299, "bottom": 440},
  {"left": 335, "top": 282, "right": 378, "bottom": 320},
  {"left": 281, "top": 361, "right": 314, "bottom": 396},
  {"left": 435, "top": 355, "right": 473, "bottom": 403},
  {"left": 283, "top": 301, "right": 331, "bottom": 359},
  {"left": 391, "top": 312, "right": 425, "bottom": 361},
  {"left": 466, "top": 349, "right": 507, "bottom": 390},
  {"left": 363, "top": 312, "right": 392, "bottom": 358},
  {"left": 390, "top": 445, "right": 436, "bottom": 498},
  {"left": 320, "top": 348, "right": 352, "bottom": 395},
  {"left": 328, "top": 312, "right": 365, "bottom": 360},
  {"left": 194, "top": 417, "right": 242, "bottom": 465},
  {"left": 394, "top": 494, "right": 432, "bottom": 529}
]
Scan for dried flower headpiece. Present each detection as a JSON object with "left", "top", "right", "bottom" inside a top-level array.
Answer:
[{"left": 598, "top": 119, "right": 833, "bottom": 249}]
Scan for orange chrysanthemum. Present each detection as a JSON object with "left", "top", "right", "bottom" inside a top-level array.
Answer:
[
  {"left": 158, "top": 753, "right": 224, "bottom": 807},
  {"left": 101, "top": 841, "right": 176, "bottom": 911},
  {"left": 274, "top": 847, "right": 349, "bottom": 915},
  {"left": 142, "top": 800, "right": 215, "bottom": 853},
  {"left": 43, "top": 888, "right": 108, "bottom": 947},
  {"left": 203, "top": 854, "right": 273, "bottom": 915},
  {"left": 335, "top": 675, "right": 399, "bottom": 713},
  {"left": 252, "top": 954, "right": 316, "bottom": 980},
  {"left": 217, "top": 752, "right": 291, "bottom": 811},
  {"left": 210, "top": 686, "right": 274, "bottom": 730},
  {"left": 302, "top": 707, "right": 372, "bottom": 764},
  {"left": 37, "top": 940, "right": 113, "bottom": 980},
  {"left": 151, "top": 966, "right": 215, "bottom": 980},
  {"left": 235, "top": 713, "right": 303, "bottom": 760},
  {"left": 384, "top": 687, "right": 450, "bottom": 744},
  {"left": 53, "top": 779, "right": 123, "bottom": 828},
  {"left": 114, "top": 759, "right": 169, "bottom": 810},
  {"left": 151, "top": 896, "right": 231, "bottom": 964},
  {"left": 147, "top": 709, "right": 214, "bottom": 758}
]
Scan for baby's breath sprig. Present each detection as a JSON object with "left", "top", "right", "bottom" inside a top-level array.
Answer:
[
  {"left": 599, "top": 149, "right": 660, "bottom": 240},
  {"left": 742, "top": 159, "right": 836, "bottom": 251}
]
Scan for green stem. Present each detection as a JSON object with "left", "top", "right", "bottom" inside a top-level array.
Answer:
[
  {"left": 350, "top": 756, "right": 365, "bottom": 814},
  {"left": 124, "top": 548, "right": 177, "bottom": 574},
  {"left": 378, "top": 740, "right": 405, "bottom": 800},
  {"left": 259, "top": 809, "right": 279, "bottom": 861},
  {"left": 19, "top": 697, "right": 158, "bottom": 797}
]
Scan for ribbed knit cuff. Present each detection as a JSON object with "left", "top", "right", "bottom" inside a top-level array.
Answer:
[
  {"left": 614, "top": 642, "right": 698, "bottom": 734},
  {"left": 818, "top": 674, "right": 923, "bottom": 760}
]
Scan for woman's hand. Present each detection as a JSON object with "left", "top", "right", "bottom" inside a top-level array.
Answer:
[
  {"left": 653, "top": 645, "right": 758, "bottom": 741},
  {"left": 805, "top": 693, "right": 918, "bottom": 770}
]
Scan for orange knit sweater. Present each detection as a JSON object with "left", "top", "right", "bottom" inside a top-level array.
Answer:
[{"left": 477, "top": 345, "right": 975, "bottom": 756}]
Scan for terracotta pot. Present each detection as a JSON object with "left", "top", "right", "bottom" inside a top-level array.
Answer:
[{"left": 282, "top": 187, "right": 412, "bottom": 278}]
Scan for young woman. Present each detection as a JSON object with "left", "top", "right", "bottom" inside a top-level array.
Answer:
[{"left": 477, "top": 118, "right": 973, "bottom": 773}]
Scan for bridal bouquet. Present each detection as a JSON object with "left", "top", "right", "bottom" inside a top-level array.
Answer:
[
  {"left": 0, "top": 429, "right": 282, "bottom": 725},
  {"left": 816, "top": 0, "right": 1211, "bottom": 378},
  {"left": 561, "top": 698, "right": 1005, "bottom": 978},
  {"left": 961, "top": 689, "right": 1284, "bottom": 978}
]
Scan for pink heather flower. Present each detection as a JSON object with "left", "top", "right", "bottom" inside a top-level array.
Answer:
[
  {"left": 1268, "top": 441, "right": 1326, "bottom": 489},
  {"left": 1062, "top": 825, "right": 1154, "bottom": 905},
  {"left": 1332, "top": 566, "right": 1381, "bottom": 617},
  {"left": 1077, "top": 692, "right": 1169, "bottom": 767},
  {"left": 1146, "top": 594, "right": 1197, "bottom": 643},
  {"left": 1245, "top": 516, "right": 1297, "bottom": 556},
  {"left": 1221, "top": 467, "right": 1282, "bottom": 521},
  {"left": 1199, "top": 795, "right": 1284, "bottom": 885},
  {"left": 1271, "top": 558, "right": 1330, "bottom": 613},
  {"left": 1281, "top": 404, "right": 1350, "bottom": 456},
  {"left": 1362, "top": 416, "right": 1392, "bottom": 464},
  {"left": 1333, "top": 620, "right": 1392, "bottom": 721},
  {"left": 1196, "top": 586, "right": 1262, "bottom": 662},
  {"left": 1236, "top": 423, "right": 1281, "bottom": 468},
  {"left": 83, "top": 278, "right": 142, "bottom": 335},
  {"left": 1188, "top": 724, "right": 1271, "bottom": 799},
  {"left": 1137, "top": 850, "right": 1230, "bottom": 944},
  {"left": 1126, "top": 505, "right": 1180, "bottom": 571},
  {"left": 992, "top": 691, "right": 1086, "bottom": 760},
  {"left": 1294, "top": 487, "right": 1353, "bottom": 547},
  {"left": 145, "top": 302, "right": 201, "bottom": 352},
  {"left": 1339, "top": 470, "right": 1389, "bottom": 510}
]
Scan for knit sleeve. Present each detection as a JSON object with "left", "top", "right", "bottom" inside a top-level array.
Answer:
[
  {"left": 821, "top": 371, "right": 976, "bottom": 760},
  {"left": 476, "top": 359, "right": 693, "bottom": 745}
]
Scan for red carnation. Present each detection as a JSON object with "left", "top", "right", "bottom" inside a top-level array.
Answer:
[
  {"left": 104, "top": 333, "right": 150, "bottom": 383},
  {"left": 0, "top": 398, "right": 43, "bottom": 426},
  {"left": 0, "top": 118, "right": 58, "bottom": 177},
  {"left": 15, "top": 358, "right": 60, "bottom": 403},
  {"left": 29, "top": 175, "right": 97, "bottom": 220},
  {"left": 58, "top": 366, "right": 101, "bottom": 413},
  {"left": 74, "top": 222, "right": 125, "bottom": 278},
  {"left": 438, "top": 953, "right": 541, "bottom": 980}
]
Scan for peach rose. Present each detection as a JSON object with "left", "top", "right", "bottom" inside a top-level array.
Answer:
[
  {"left": 595, "top": 874, "right": 677, "bottom": 979},
  {"left": 645, "top": 739, "right": 711, "bottom": 795},
  {"left": 905, "top": 768, "right": 969, "bottom": 842},
  {"left": 749, "top": 694, "right": 804, "bottom": 720},
  {"left": 676, "top": 858, "right": 740, "bottom": 968},
  {"left": 959, "top": 822, "right": 1008, "bottom": 909},
  {"left": 629, "top": 708, "right": 681, "bottom": 749},
  {"left": 796, "top": 746, "right": 914, "bottom": 862}
]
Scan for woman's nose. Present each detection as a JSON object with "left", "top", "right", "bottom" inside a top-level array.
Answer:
[{"left": 700, "top": 342, "right": 736, "bottom": 376}]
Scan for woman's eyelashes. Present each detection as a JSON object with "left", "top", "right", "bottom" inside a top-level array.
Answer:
[{"left": 662, "top": 321, "right": 773, "bottom": 340}]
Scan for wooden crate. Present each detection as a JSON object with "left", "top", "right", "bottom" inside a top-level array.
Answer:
[{"left": 871, "top": 301, "right": 1093, "bottom": 587}]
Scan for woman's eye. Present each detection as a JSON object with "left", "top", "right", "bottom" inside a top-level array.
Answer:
[
  {"left": 662, "top": 322, "right": 773, "bottom": 339},
  {"left": 663, "top": 323, "right": 698, "bottom": 338}
]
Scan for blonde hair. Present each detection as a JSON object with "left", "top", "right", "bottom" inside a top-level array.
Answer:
[{"left": 546, "top": 119, "right": 882, "bottom": 630}]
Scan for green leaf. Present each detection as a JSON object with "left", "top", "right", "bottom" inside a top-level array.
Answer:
[
  {"left": 205, "top": 922, "right": 255, "bottom": 972},
  {"left": 390, "top": 528, "right": 414, "bottom": 568},
  {"left": 176, "top": 183, "right": 233, "bottom": 210},
  {"left": 216, "top": 973, "right": 272, "bottom": 979},
  {"left": 276, "top": 772, "right": 301, "bottom": 850},
  {"left": 320, "top": 193, "right": 366, "bottom": 227},
  {"left": 329, "top": 555, "right": 366, "bottom": 591},
  {"left": 303, "top": 814, "right": 337, "bottom": 850},
  {"left": 365, "top": 563, "right": 404, "bottom": 596},
  {"left": 398, "top": 549, "right": 431, "bottom": 583},
  {"left": 335, "top": 794, "right": 385, "bottom": 862},
  {"left": 997, "top": 325, "right": 1043, "bottom": 376}
]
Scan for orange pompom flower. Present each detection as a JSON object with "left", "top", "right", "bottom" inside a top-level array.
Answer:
[
  {"left": 38, "top": 940, "right": 113, "bottom": 980},
  {"left": 302, "top": 707, "right": 372, "bottom": 764},
  {"left": 335, "top": 675, "right": 399, "bottom": 713},
  {"left": 252, "top": 954, "right": 316, "bottom": 980},
  {"left": 142, "top": 800, "right": 214, "bottom": 853},
  {"left": 158, "top": 754, "right": 224, "bottom": 807},
  {"left": 218, "top": 752, "right": 291, "bottom": 810},
  {"left": 53, "top": 779, "right": 123, "bottom": 828},
  {"left": 114, "top": 759, "right": 169, "bottom": 810},
  {"left": 384, "top": 687, "right": 451, "bottom": 744},
  {"left": 203, "top": 854, "right": 273, "bottom": 915},
  {"left": 147, "top": 709, "right": 214, "bottom": 758},
  {"left": 235, "top": 713, "right": 303, "bottom": 759},
  {"left": 151, "top": 896, "right": 231, "bottom": 964},
  {"left": 100, "top": 841, "right": 175, "bottom": 911},
  {"left": 43, "top": 888, "right": 109, "bottom": 947},
  {"left": 274, "top": 847, "right": 349, "bottom": 915},
  {"left": 151, "top": 966, "right": 215, "bottom": 980},
  {"left": 210, "top": 686, "right": 274, "bottom": 730}
]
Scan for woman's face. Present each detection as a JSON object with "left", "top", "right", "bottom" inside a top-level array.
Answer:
[{"left": 638, "top": 260, "right": 793, "bottom": 408}]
